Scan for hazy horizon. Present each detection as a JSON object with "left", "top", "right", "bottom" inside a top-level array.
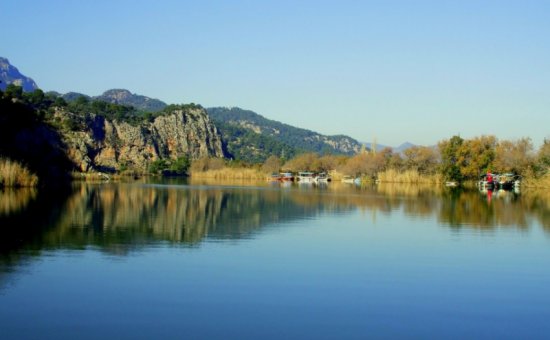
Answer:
[{"left": 3, "top": 0, "right": 549, "bottom": 147}]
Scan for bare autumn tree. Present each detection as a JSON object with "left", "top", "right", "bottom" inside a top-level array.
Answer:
[
  {"left": 402, "top": 146, "right": 439, "bottom": 175},
  {"left": 317, "top": 154, "right": 347, "bottom": 172},
  {"left": 283, "top": 153, "right": 320, "bottom": 172},
  {"left": 341, "top": 151, "right": 386, "bottom": 177},
  {"left": 262, "top": 155, "right": 282, "bottom": 174},
  {"left": 493, "top": 138, "right": 535, "bottom": 175},
  {"left": 386, "top": 151, "right": 404, "bottom": 171}
]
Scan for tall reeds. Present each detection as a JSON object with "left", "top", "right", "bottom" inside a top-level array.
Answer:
[
  {"left": 523, "top": 173, "right": 550, "bottom": 188},
  {"left": 0, "top": 158, "right": 39, "bottom": 187},
  {"left": 376, "top": 169, "right": 442, "bottom": 184},
  {"left": 191, "top": 167, "right": 266, "bottom": 180}
]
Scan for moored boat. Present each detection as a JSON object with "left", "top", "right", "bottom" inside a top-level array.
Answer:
[
  {"left": 315, "top": 172, "right": 331, "bottom": 182},
  {"left": 268, "top": 173, "right": 282, "bottom": 181},
  {"left": 478, "top": 172, "right": 495, "bottom": 190},
  {"left": 297, "top": 171, "right": 315, "bottom": 183},
  {"left": 342, "top": 175, "right": 356, "bottom": 184},
  {"left": 496, "top": 173, "right": 521, "bottom": 190},
  {"left": 279, "top": 172, "right": 294, "bottom": 181}
]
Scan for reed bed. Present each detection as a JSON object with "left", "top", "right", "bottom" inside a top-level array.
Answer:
[
  {"left": 0, "top": 158, "right": 39, "bottom": 187},
  {"left": 377, "top": 169, "right": 442, "bottom": 184},
  {"left": 523, "top": 173, "right": 550, "bottom": 188},
  {"left": 191, "top": 167, "right": 266, "bottom": 180}
]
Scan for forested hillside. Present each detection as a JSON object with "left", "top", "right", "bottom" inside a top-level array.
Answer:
[{"left": 207, "top": 107, "right": 363, "bottom": 162}]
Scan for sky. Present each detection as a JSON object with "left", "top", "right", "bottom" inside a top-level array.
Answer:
[{"left": 2, "top": 0, "right": 549, "bottom": 147}]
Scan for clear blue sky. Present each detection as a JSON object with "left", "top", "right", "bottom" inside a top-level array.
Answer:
[{"left": 3, "top": 0, "right": 549, "bottom": 147}]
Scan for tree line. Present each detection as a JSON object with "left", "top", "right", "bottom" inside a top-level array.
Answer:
[{"left": 197, "top": 135, "right": 550, "bottom": 183}]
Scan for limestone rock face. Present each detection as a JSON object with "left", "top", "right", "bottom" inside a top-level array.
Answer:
[{"left": 56, "top": 108, "right": 225, "bottom": 172}]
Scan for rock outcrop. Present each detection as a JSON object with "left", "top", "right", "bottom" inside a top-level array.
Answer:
[{"left": 54, "top": 107, "right": 224, "bottom": 172}]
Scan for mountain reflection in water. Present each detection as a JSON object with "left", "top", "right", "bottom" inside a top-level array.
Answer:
[{"left": 1, "top": 180, "right": 549, "bottom": 259}]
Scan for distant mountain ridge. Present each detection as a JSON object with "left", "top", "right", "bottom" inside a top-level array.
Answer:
[
  {"left": 50, "top": 89, "right": 168, "bottom": 112},
  {"left": 0, "top": 57, "right": 39, "bottom": 92},
  {"left": 207, "top": 107, "right": 363, "bottom": 162},
  {"left": 96, "top": 89, "right": 167, "bottom": 112},
  {"left": 362, "top": 141, "right": 417, "bottom": 153}
]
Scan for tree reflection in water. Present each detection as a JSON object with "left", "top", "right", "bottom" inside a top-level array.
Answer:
[{"left": 1, "top": 181, "right": 549, "bottom": 261}]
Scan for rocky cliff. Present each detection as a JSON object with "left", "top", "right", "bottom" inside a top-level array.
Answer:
[{"left": 54, "top": 107, "right": 224, "bottom": 172}]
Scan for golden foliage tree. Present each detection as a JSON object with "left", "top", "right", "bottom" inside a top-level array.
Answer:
[{"left": 456, "top": 135, "right": 497, "bottom": 179}]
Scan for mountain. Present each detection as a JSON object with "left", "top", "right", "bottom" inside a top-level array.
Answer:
[
  {"left": 95, "top": 89, "right": 167, "bottom": 112},
  {"left": 361, "top": 141, "right": 417, "bottom": 153},
  {"left": 0, "top": 57, "right": 39, "bottom": 92},
  {"left": 362, "top": 142, "right": 390, "bottom": 152},
  {"left": 47, "top": 89, "right": 167, "bottom": 112},
  {"left": 394, "top": 142, "right": 417, "bottom": 153},
  {"left": 61, "top": 92, "right": 91, "bottom": 102},
  {"left": 207, "top": 107, "right": 362, "bottom": 162}
]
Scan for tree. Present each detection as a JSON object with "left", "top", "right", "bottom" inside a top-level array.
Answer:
[
  {"left": 439, "top": 135, "right": 464, "bottom": 182},
  {"left": 283, "top": 153, "right": 319, "bottom": 171},
  {"left": 4, "top": 84, "right": 23, "bottom": 100},
  {"left": 169, "top": 156, "right": 191, "bottom": 175},
  {"left": 403, "top": 146, "right": 438, "bottom": 174},
  {"left": 493, "top": 138, "right": 534, "bottom": 175},
  {"left": 456, "top": 135, "right": 496, "bottom": 180},
  {"left": 262, "top": 155, "right": 281, "bottom": 174},
  {"left": 536, "top": 139, "right": 550, "bottom": 175},
  {"left": 149, "top": 159, "right": 168, "bottom": 174},
  {"left": 27, "top": 89, "right": 45, "bottom": 106}
]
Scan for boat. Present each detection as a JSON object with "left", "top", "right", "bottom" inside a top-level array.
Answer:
[
  {"left": 279, "top": 172, "right": 294, "bottom": 181},
  {"left": 297, "top": 171, "right": 315, "bottom": 183},
  {"left": 268, "top": 173, "right": 281, "bottom": 182},
  {"left": 315, "top": 172, "right": 331, "bottom": 183},
  {"left": 496, "top": 173, "right": 521, "bottom": 190},
  {"left": 479, "top": 172, "right": 521, "bottom": 191},
  {"left": 342, "top": 176, "right": 355, "bottom": 184},
  {"left": 478, "top": 173, "right": 495, "bottom": 190}
]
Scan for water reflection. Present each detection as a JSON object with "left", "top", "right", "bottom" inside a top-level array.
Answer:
[
  {"left": 0, "top": 188, "right": 37, "bottom": 216},
  {"left": 1, "top": 181, "right": 549, "bottom": 260}
]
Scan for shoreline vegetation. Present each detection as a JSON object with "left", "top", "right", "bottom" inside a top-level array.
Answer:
[
  {"left": 0, "top": 158, "right": 39, "bottom": 188},
  {"left": 1, "top": 85, "right": 550, "bottom": 189}
]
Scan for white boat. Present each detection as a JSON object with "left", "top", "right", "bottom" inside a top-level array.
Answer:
[
  {"left": 342, "top": 175, "right": 360, "bottom": 184},
  {"left": 297, "top": 171, "right": 315, "bottom": 183},
  {"left": 315, "top": 172, "right": 331, "bottom": 183}
]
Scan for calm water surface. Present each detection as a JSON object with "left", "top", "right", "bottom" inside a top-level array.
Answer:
[{"left": 1, "top": 179, "right": 550, "bottom": 339}]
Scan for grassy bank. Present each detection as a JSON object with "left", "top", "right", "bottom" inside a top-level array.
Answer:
[{"left": 0, "top": 158, "right": 39, "bottom": 187}]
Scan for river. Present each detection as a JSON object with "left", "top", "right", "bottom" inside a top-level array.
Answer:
[{"left": 1, "top": 179, "right": 550, "bottom": 339}]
